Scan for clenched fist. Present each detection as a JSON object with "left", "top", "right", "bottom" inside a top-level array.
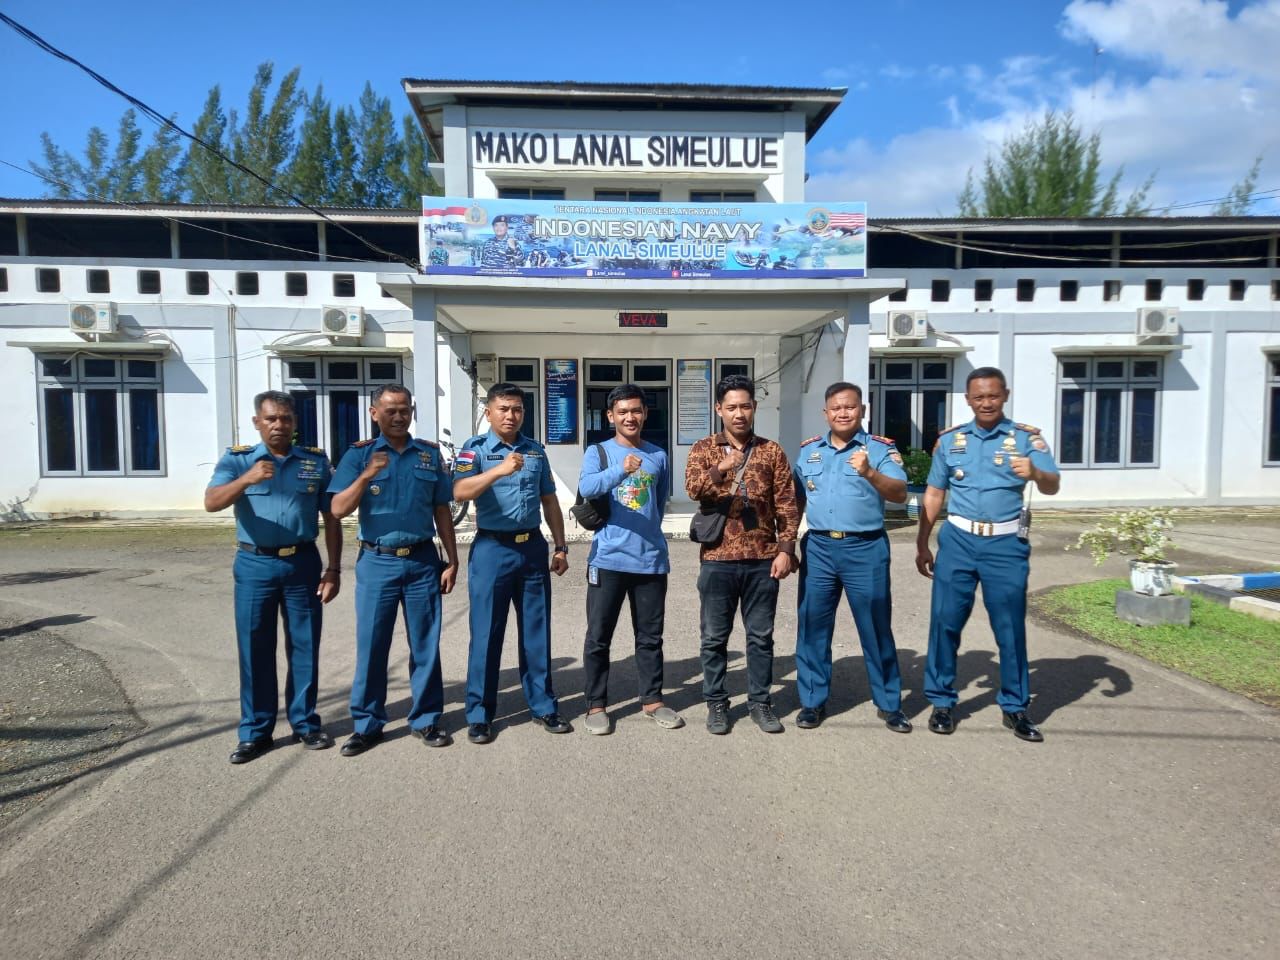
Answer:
[
  {"left": 849, "top": 449, "right": 871, "bottom": 477},
  {"left": 717, "top": 447, "right": 745, "bottom": 475},
  {"left": 623, "top": 453, "right": 642, "bottom": 475},
  {"left": 242, "top": 459, "right": 275, "bottom": 484},
  {"left": 362, "top": 451, "right": 390, "bottom": 479},
  {"left": 499, "top": 451, "right": 525, "bottom": 476},
  {"left": 1010, "top": 455, "right": 1035, "bottom": 480}
]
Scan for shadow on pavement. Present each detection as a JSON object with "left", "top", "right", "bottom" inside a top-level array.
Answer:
[
  {"left": 0, "top": 613, "right": 95, "bottom": 639},
  {"left": 0, "top": 569, "right": 100, "bottom": 587}
]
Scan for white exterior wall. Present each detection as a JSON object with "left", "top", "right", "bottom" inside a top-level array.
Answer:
[{"left": 1220, "top": 331, "right": 1280, "bottom": 499}]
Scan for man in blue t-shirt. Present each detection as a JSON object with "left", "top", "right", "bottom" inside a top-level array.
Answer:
[{"left": 576, "top": 384, "right": 683, "bottom": 735}]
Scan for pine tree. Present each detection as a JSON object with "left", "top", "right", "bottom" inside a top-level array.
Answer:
[
  {"left": 290, "top": 85, "right": 335, "bottom": 204},
  {"left": 957, "top": 111, "right": 1153, "bottom": 217},
  {"left": 186, "top": 87, "right": 233, "bottom": 203},
  {"left": 353, "top": 83, "right": 400, "bottom": 206},
  {"left": 227, "top": 63, "right": 303, "bottom": 204},
  {"left": 394, "top": 114, "right": 441, "bottom": 207},
  {"left": 330, "top": 106, "right": 360, "bottom": 206},
  {"left": 139, "top": 123, "right": 185, "bottom": 202},
  {"left": 106, "top": 110, "right": 143, "bottom": 200},
  {"left": 1211, "top": 156, "right": 1263, "bottom": 215}
]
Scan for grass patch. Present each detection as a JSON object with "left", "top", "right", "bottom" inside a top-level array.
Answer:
[{"left": 1032, "top": 578, "right": 1280, "bottom": 707}]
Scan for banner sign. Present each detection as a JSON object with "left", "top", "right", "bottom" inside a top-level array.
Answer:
[
  {"left": 677, "top": 359, "right": 713, "bottom": 445},
  {"left": 544, "top": 359, "right": 579, "bottom": 445},
  {"left": 421, "top": 197, "right": 866, "bottom": 279}
]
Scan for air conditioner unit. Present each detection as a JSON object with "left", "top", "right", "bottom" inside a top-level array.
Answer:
[
  {"left": 321, "top": 305, "right": 364, "bottom": 338},
  {"left": 886, "top": 309, "right": 928, "bottom": 344},
  {"left": 68, "top": 302, "right": 118, "bottom": 335},
  {"left": 1136, "top": 306, "right": 1179, "bottom": 340}
]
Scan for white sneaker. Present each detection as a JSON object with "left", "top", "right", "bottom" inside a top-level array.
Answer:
[
  {"left": 643, "top": 705, "right": 686, "bottom": 729},
  {"left": 584, "top": 711, "right": 613, "bottom": 735}
]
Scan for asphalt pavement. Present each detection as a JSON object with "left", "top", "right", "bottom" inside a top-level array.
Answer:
[{"left": 0, "top": 515, "right": 1277, "bottom": 959}]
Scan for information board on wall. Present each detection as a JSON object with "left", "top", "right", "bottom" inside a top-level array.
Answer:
[
  {"left": 676, "top": 359, "right": 712, "bottom": 445},
  {"left": 544, "top": 359, "right": 579, "bottom": 444},
  {"left": 421, "top": 196, "right": 867, "bottom": 279}
]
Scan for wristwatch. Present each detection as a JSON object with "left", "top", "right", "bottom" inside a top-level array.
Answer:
[{"left": 554, "top": 544, "right": 569, "bottom": 555}]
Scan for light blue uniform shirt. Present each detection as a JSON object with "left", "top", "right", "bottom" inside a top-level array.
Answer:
[
  {"left": 793, "top": 429, "right": 907, "bottom": 533},
  {"left": 328, "top": 435, "right": 451, "bottom": 547},
  {"left": 453, "top": 430, "right": 555, "bottom": 531},
  {"left": 209, "top": 442, "right": 331, "bottom": 547},
  {"left": 577, "top": 439, "right": 669, "bottom": 575},
  {"left": 927, "top": 417, "right": 1059, "bottom": 522}
]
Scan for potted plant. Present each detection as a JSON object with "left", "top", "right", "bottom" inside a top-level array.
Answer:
[
  {"left": 901, "top": 448, "right": 932, "bottom": 520},
  {"left": 1072, "top": 507, "right": 1178, "bottom": 596}
]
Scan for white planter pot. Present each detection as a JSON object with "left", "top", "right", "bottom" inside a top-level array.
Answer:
[{"left": 1130, "top": 559, "right": 1177, "bottom": 597}]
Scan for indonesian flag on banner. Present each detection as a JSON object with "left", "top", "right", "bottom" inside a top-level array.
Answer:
[{"left": 422, "top": 205, "right": 468, "bottom": 223}]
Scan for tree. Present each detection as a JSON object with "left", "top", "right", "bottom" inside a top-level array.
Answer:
[
  {"left": 329, "top": 106, "right": 360, "bottom": 206},
  {"left": 185, "top": 87, "right": 233, "bottom": 203},
  {"left": 289, "top": 85, "right": 335, "bottom": 204},
  {"left": 957, "top": 111, "right": 1153, "bottom": 217},
  {"left": 1211, "top": 156, "right": 1263, "bottom": 215},
  {"left": 354, "top": 83, "right": 400, "bottom": 206},
  {"left": 394, "top": 114, "right": 441, "bottom": 207},
  {"left": 226, "top": 63, "right": 303, "bottom": 204}
]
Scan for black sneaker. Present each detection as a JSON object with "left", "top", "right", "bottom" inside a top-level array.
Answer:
[
  {"left": 706, "top": 700, "right": 730, "bottom": 735},
  {"left": 748, "top": 703, "right": 784, "bottom": 734},
  {"left": 467, "top": 722, "right": 493, "bottom": 745},
  {"left": 795, "top": 706, "right": 826, "bottom": 729}
]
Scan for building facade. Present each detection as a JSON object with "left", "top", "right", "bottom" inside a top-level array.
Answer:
[{"left": 0, "top": 80, "right": 1277, "bottom": 520}]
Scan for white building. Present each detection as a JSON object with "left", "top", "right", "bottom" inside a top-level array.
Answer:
[{"left": 1, "top": 80, "right": 1277, "bottom": 520}]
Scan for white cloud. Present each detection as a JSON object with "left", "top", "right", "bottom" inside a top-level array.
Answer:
[{"left": 808, "top": 0, "right": 1280, "bottom": 216}]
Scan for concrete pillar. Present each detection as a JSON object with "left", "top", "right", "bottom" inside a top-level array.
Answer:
[
  {"left": 780, "top": 111, "right": 806, "bottom": 203},
  {"left": 442, "top": 105, "right": 470, "bottom": 197},
  {"left": 411, "top": 286, "right": 439, "bottom": 440},
  {"left": 842, "top": 295, "right": 870, "bottom": 387}
]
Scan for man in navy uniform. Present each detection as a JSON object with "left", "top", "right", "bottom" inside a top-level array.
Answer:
[
  {"left": 792, "top": 381, "right": 912, "bottom": 734},
  {"left": 916, "top": 366, "right": 1060, "bottom": 742},
  {"left": 478, "top": 214, "right": 521, "bottom": 269},
  {"left": 206, "top": 391, "right": 343, "bottom": 764},
  {"left": 452, "top": 383, "right": 571, "bottom": 744},
  {"left": 328, "top": 384, "right": 460, "bottom": 755}
]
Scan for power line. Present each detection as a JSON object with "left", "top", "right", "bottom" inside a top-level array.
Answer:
[{"left": 0, "top": 11, "right": 421, "bottom": 270}]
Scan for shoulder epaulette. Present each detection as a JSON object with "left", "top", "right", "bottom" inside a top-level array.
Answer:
[
  {"left": 229, "top": 444, "right": 253, "bottom": 453},
  {"left": 1015, "top": 422, "right": 1042, "bottom": 434},
  {"left": 352, "top": 438, "right": 375, "bottom": 448},
  {"left": 870, "top": 434, "right": 896, "bottom": 447},
  {"left": 937, "top": 424, "right": 963, "bottom": 437},
  {"left": 303, "top": 446, "right": 327, "bottom": 456},
  {"left": 800, "top": 435, "right": 823, "bottom": 447},
  {"left": 415, "top": 438, "right": 440, "bottom": 449}
]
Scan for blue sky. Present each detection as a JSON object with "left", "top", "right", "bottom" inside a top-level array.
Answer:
[{"left": 1, "top": 0, "right": 1276, "bottom": 215}]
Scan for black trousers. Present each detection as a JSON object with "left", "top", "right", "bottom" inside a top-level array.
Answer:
[
  {"left": 697, "top": 559, "right": 780, "bottom": 705},
  {"left": 583, "top": 568, "right": 668, "bottom": 709}
]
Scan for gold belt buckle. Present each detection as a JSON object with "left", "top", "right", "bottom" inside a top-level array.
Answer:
[
  {"left": 515, "top": 533, "right": 530, "bottom": 544},
  {"left": 829, "top": 531, "right": 845, "bottom": 540},
  {"left": 278, "top": 546, "right": 297, "bottom": 557},
  {"left": 395, "top": 546, "right": 411, "bottom": 557}
]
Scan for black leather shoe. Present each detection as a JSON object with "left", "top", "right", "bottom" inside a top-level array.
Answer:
[
  {"left": 795, "top": 706, "right": 826, "bottom": 729},
  {"left": 228, "top": 738, "right": 272, "bottom": 764},
  {"left": 339, "top": 729, "right": 383, "bottom": 757},
  {"left": 1003, "top": 711, "right": 1044, "bottom": 742},
  {"left": 467, "top": 722, "right": 493, "bottom": 744},
  {"left": 928, "top": 708, "right": 955, "bottom": 735},
  {"left": 532, "top": 713, "right": 572, "bottom": 734},
  {"left": 877, "top": 709, "right": 913, "bottom": 733},
  {"left": 290, "top": 730, "right": 334, "bottom": 750},
  {"left": 416, "top": 725, "right": 452, "bottom": 748}
]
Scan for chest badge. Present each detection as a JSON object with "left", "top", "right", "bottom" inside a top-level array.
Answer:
[
  {"left": 370, "top": 483, "right": 382, "bottom": 496},
  {"left": 953, "top": 433, "right": 967, "bottom": 447},
  {"left": 306, "top": 482, "right": 317, "bottom": 493},
  {"left": 954, "top": 468, "right": 965, "bottom": 480},
  {"left": 418, "top": 451, "right": 433, "bottom": 467},
  {"left": 806, "top": 452, "right": 822, "bottom": 462},
  {"left": 994, "top": 455, "right": 1004, "bottom": 466},
  {"left": 1002, "top": 436, "right": 1017, "bottom": 450},
  {"left": 806, "top": 479, "right": 817, "bottom": 491}
]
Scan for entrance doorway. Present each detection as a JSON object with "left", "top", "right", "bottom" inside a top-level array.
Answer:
[{"left": 583, "top": 359, "right": 672, "bottom": 494}]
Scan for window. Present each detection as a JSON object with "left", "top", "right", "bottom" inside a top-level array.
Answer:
[
  {"left": 1187, "top": 278, "right": 1205, "bottom": 301},
  {"left": 974, "top": 279, "right": 993, "bottom": 302},
  {"left": 187, "top": 271, "right": 210, "bottom": 295},
  {"left": 137, "top": 269, "right": 161, "bottom": 294},
  {"left": 1057, "top": 356, "right": 1162, "bottom": 468},
  {"left": 497, "top": 187, "right": 565, "bottom": 200},
  {"left": 689, "top": 190, "right": 755, "bottom": 203},
  {"left": 284, "top": 356, "right": 402, "bottom": 453},
  {"left": 285, "top": 272, "right": 308, "bottom": 297},
  {"left": 1060, "top": 280, "right": 1079, "bottom": 302},
  {"left": 1145, "top": 278, "right": 1163, "bottom": 301},
  {"left": 888, "top": 282, "right": 908, "bottom": 302},
  {"left": 714, "top": 358, "right": 755, "bottom": 384},
  {"left": 36, "top": 353, "right": 165, "bottom": 476},
  {"left": 0, "top": 267, "right": 7, "bottom": 292},
  {"left": 37, "top": 268, "right": 61, "bottom": 293},
  {"left": 499, "top": 358, "right": 540, "bottom": 443},
  {"left": 1267, "top": 356, "right": 1280, "bottom": 466},
  {"left": 868, "top": 356, "right": 952, "bottom": 454},
  {"left": 87, "top": 269, "right": 111, "bottom": 294},
  {"left": 236, "top": 271, "right": 259, "bottom": 296},
  {"left": 1273, "top": 280, "right": 1280, "bottom": 301},
  {"left": 1104, "top": 279, "right": 1123, "bottom": 302},
  {"left": 332, "top": 274, "right": 356, "bottom": 298},
  {"left": 595, "top": 189, "right": 660, "bottom": 202},
  {"left": 931, "top": 279, "right": 950, "bottom": 302},
  {"left": 1016, "top": 279, "right": 1035, "bottom": 302},
  {"left": 1230, "top": 279, "right": 1246, "bottom": 301}
]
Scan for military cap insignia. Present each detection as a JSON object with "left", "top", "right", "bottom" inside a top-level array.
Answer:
[{"left": 230, "top": 444, "right": 253, "bottom": 453}]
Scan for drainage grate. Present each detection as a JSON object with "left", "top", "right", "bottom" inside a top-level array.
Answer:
[{"left": 1242, "top": 588, "right": 1280, "bottom": 603}]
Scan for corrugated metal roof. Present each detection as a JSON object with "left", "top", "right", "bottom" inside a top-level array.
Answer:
[
  {"left": 401, "top": 78, "right": 846, "bottom": 99},
  {"left": 0, "top": 198, "right": 420, "bottom": 221}
]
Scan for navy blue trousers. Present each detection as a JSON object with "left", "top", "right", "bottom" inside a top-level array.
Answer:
[
  {"left": 232, "top": 546, "right": 322, "bottom": 741},
  {"left": 351, "top": 546, "right": 444, "bottom": 734},
  {"left": 465, "top": 533, "right": 557, "bottom": 724},
  {"left": 925, "top": 523, "right": 1032, "bottom": 712},
  {"left": 795, "top": 531, "right": 902, "bottom": 712}
]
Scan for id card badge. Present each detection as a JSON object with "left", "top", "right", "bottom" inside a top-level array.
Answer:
[
  {"left": 1017, "top": 505, "right": 1032, "bottom": 541},
  {"left": 588, "top": 565, "right": 599, "bottom": 586}
]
